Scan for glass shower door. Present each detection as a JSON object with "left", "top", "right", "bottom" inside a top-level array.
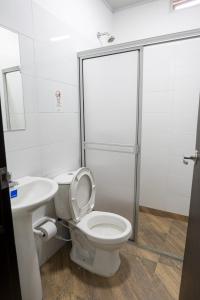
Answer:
[
  {"left": 82, "top": 51, "right": 139, "bottom": 238},
  {"left": 139, "top": 37, "right": 200, "bottom": 257}
]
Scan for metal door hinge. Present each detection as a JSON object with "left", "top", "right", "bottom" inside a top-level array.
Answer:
[{"left": 0, "top": 167, "right": 8, "bottom": 190}]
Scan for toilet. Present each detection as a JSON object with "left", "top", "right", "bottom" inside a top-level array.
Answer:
[{"left": 54, "top": 167, "right": 132, "bottom": 277}]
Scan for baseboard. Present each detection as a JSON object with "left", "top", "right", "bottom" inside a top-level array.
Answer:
[{"left": 139, "top": 206, "right": 188, "bottom": 222}]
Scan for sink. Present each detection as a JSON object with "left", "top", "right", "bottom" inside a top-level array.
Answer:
[
  {"left": 11, "top": 176, "right": 58, "bottom": 300},
  {"left": 11, "top": 176, "right": 58, "bottom": 216}
]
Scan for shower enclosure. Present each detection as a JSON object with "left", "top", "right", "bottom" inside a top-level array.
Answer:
[{"left": 78, "top": 29, "right": 200, "bottom": 258}]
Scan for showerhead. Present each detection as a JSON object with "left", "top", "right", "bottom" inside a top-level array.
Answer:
[
  {"left": 107, "top": 34, "right": 115, "bottom": 43},
  {"left": 97, "top": 32, "right": 115, "bottom": 44}
]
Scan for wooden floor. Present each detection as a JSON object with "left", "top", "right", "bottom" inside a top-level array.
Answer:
[
  {"left": 138, "top": 211, "right": 188, "bottom": 257},
  {"left": 41, "top": 242, "right": 182, "bottom": 300}
]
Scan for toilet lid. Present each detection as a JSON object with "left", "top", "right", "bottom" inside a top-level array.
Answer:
[{"left": 69, "top": 168, "right": 96, "bottom": 222}]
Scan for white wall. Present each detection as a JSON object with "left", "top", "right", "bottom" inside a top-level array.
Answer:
[
  {"left": 113, "top": 0, "right": 200, "bottom": 43},
  {"left": 1, "top": 0, "right": 112, "bottom": 265}
]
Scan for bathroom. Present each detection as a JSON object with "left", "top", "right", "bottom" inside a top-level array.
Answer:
[{"left": 0, "top": 0, "right": 200, "bottom": 299}]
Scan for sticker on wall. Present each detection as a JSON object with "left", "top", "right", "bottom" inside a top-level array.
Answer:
[
  {"left": 55, "top": 90, "right": 62, "bottom": 112},
  {"left": 10, "top": 189, "right": 18, "bottom": 199}
]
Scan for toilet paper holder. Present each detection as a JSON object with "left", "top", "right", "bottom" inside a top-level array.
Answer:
[
  {"left": 33, "top": 217, "right": 72, "bottom": 242},
  {"left": 33, "top": 216, "right": 56, "bottom": 238}
]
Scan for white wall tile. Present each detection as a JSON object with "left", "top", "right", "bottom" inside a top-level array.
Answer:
[
  {"left": 143, "top": 90, "right": 174, "bottom": 114},
  {"left": 33, "top": 1, "right": 78, "bottom": 85},
  {"left": 39, "top": 113, "right": 79, "bottom": 146},
  {"left": 0, "top": 0, "right": 33, "bottom": 37},
  {"left": 19, "top": 35, "right": 35, "bottom": 75},
  {"left": 39, "top": 112, "right": 80, "bottom": 177},
  {"left": 6, "top": 147, "right": 41, "bottom": 179},
  {"left": 34, "top": 39, "right": 78, "bottom": 85},
  {"left": 22, "top": 74, "right": 38, "bottom": 113},
  {"left": 32, "top": 1, "right": 72, "bottom": 42},
  {"left": 4, "top": 114, "right": 40, "bottom": 151},
  {"left": 40, "top": 140, "right": 80, "bottom": 177}
]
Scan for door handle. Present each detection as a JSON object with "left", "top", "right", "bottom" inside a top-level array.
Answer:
[{"left": 183, "top": 150, "right": 200, "bottom": 165}]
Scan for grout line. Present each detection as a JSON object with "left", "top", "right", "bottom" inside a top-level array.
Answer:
[
  {"left": 6, "top": 136, "right": 79, "bottom": 153},
  {"left": 6, "top": 145, "right": 41, "bottom": 153},
  {"left": 35, "top": 74, "right": 78, "bottom": 87},
  {"left": 38, "top": 111, "right": 79, "bottom": 115}
]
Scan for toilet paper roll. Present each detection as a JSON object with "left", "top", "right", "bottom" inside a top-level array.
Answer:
[{"left": 38, "top": 221, "right": 57, "bottom": 241}]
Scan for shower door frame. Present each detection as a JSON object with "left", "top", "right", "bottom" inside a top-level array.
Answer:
[
  {"left": 79, "top": 48, "right": 143, "bottom": 241},
  {"left": 78, "top": 28, "right": 200, "bottom": 242}
]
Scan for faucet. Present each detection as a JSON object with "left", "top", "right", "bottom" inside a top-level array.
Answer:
[{"left": 7, "top": 172, "right": 19, "bottom": 188}]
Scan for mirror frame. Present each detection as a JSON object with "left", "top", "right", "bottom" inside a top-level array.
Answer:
[{"left": 2, "top": 66, "right": 26, "bottom": 131}]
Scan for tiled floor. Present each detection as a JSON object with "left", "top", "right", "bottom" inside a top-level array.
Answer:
[
  {"left": 138, "top": 211, "right": 188, "bottom": 257},
  {"left": 41, "top": 242, "right": 182, "bottom": 300}
]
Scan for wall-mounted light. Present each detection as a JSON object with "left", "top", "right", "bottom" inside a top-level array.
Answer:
[
  {"left": 50, "top": 34, "right": 71, "bottom": 42},
  {"left": 173, "top": 0, "right": 200, "bottom": 10}
]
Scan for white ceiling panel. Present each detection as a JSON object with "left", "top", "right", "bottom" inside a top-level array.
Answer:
[{"left": 104, "top": 0, "right": 155, "bottom": 11}]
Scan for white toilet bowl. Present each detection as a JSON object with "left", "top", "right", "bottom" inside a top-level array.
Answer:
[
  {"left": 54, "top": 168, "right": 132, "bottom": 277},
  {"left": 77, "top": 211, "right": 132, "bottom": 245}
]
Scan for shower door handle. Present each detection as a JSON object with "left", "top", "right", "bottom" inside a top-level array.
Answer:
[{"left": 183, "top": 150, "right": 200, "bottom": 165}]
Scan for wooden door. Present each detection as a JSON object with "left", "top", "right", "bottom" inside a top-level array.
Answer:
[{"left": 180, "top": 100, "right": 200, "bottom": 299}]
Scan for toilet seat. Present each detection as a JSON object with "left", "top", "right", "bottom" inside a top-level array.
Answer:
[
  {"left": 69, "top": 168, "right": 96, "bottom": 222},
  {"left": 76, "top": 211, "right": 132, "bottom": 245},
  {"left": 68, "top": 168, "right": 132, "bottom": 243}
]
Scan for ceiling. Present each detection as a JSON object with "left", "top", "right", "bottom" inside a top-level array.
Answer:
[{"left": 104, "top": 0, "right": 155, "bottom": 11}]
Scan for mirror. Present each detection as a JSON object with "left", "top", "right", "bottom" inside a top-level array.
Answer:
[{"left": 0, "top": 27, "right": 25, "bottom": 131}]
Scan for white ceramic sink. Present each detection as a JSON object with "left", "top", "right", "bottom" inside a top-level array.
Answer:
[
  {"left": 11, "top": 176, "right": 58, "bottom": 300},
  {"left": 11, "top": 176, "right": 58, "bottom": 216}
]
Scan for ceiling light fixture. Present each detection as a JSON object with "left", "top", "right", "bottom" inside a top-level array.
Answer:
[{"left": 173, "top": 0, "right": 200, "bottom": 10}]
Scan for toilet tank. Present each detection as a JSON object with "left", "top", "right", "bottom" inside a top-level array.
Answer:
[{"left": 54, "top": 172, "right": 75, "bottom": 221}]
